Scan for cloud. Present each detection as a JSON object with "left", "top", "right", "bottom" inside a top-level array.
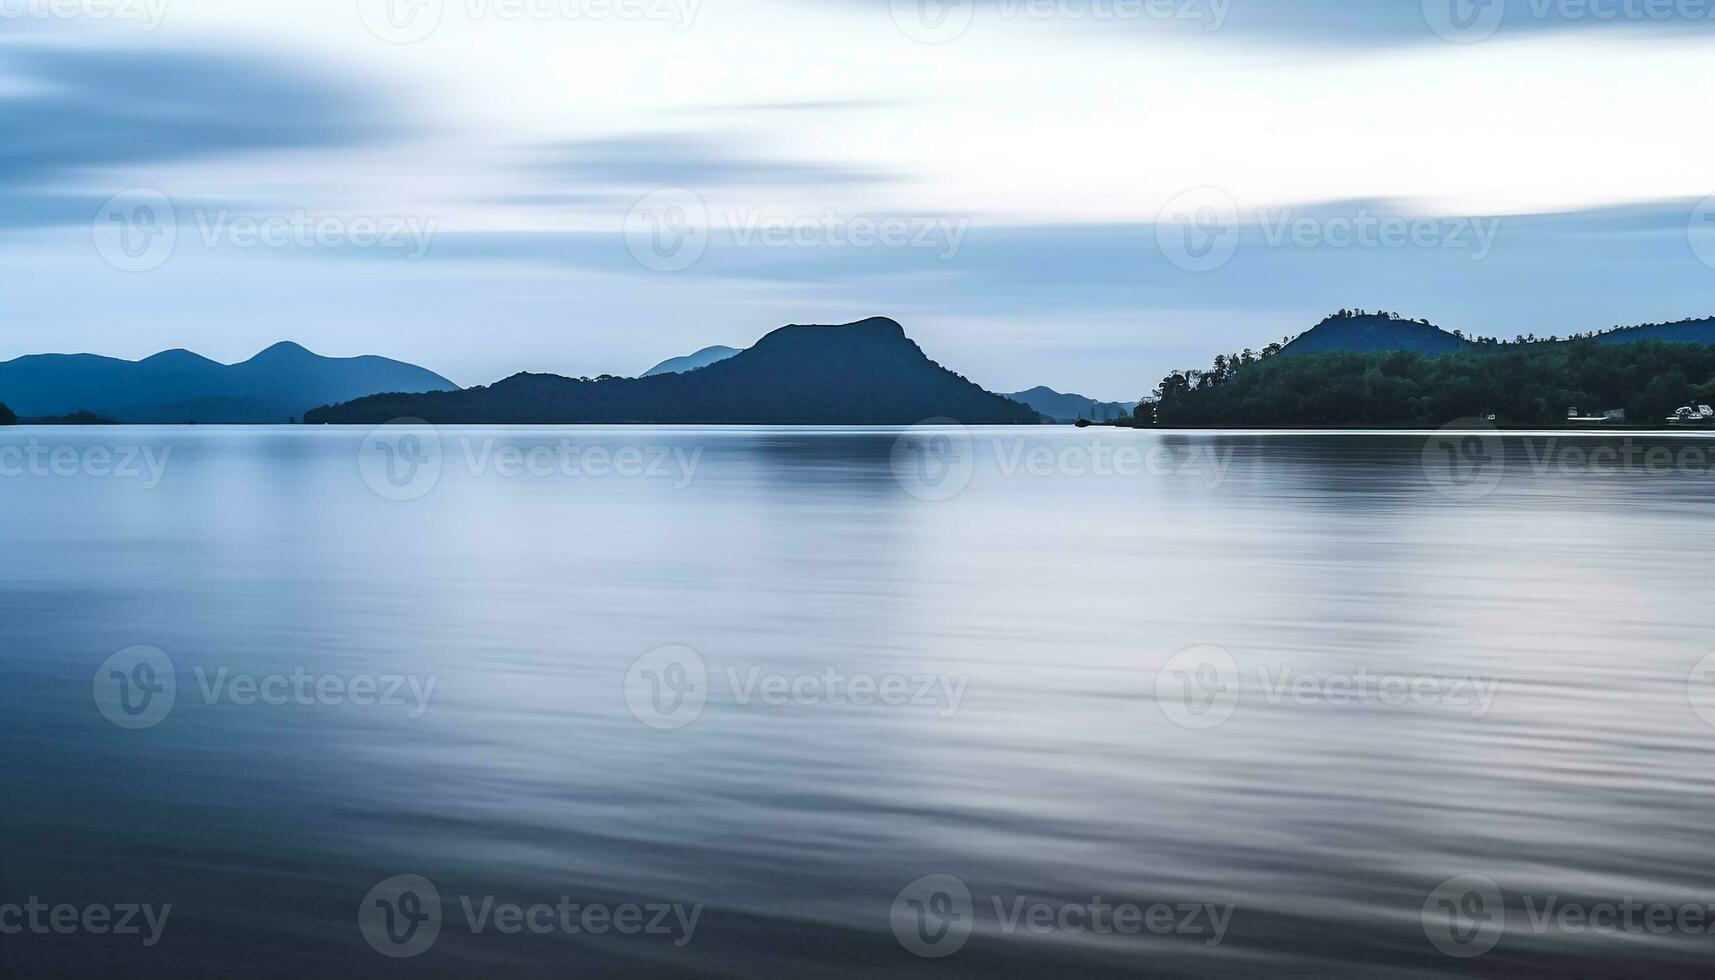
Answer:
[
  {"left": 689, "top": 98, "right": 905, "bottom": 113},
  {"left": 528, "top": 134, "right": 895, "bottom": 190},
  {"left": 860, "top": 0, "right": 1715, "bottom": 49},
  {"left": 421, "top": 197, "right": 1715, "bottom": 334},
  {"left": 0, "top": 35, "right": 395, "bottom": 223}
]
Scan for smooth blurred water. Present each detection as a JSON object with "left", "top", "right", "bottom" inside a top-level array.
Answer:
[{"left": 3, "top": 425, "right": 1715, "bottom": 977}]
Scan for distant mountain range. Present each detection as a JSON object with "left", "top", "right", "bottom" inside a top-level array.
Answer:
[
  {"left": 308, "top": 317, "right": 1038, "bottom": 425},
  {"left": 16, "top": 310, "right": 1715, "bottom": 428},
  {"left": 0, "top": 343, "right": 457, "bottom": 423},
  {"left": 642, "top": 345, "right": 742, "bottom": 377},
  {"left": 1004, "top": 387, "right": 1137, "bottom": 423}
]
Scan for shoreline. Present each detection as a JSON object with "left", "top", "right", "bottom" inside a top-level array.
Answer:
[{"left": 4, "top": 420, "right": 1715, "bottom": 434}]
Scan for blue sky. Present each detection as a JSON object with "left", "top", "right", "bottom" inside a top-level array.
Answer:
[{"left": 3, "top": 1, "right": 1715, "bottom": 399}]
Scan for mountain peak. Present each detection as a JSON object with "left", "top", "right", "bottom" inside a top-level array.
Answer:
[
  {"left": 1282, "top": 311, "right": 1469, "bottom": 356},
  {"left": 841, "top": 316, "right": 906, "bottom": 335},
  {"left": 140, "top": 348, "right": 219, "bottom": 366},
  {"left": 247, "top": 341, "right": 318, "bottom": 363},
  {"left": 641, "top": 345, "right": 743, "bottom": 377},
  {"left": 757, "top": 317, "right": 909, "bottom": 348}
]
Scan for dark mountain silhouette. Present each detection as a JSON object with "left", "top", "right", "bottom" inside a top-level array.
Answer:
[
  {"left": 1592, "top": 317, "right": 1715, "bottom": 346},
  {"left": 0, "top": 401, "right": 14, "bottom": 424},
  {"left": 0, "top": 342, "right": 457, "bottom": 423},
  {"left": 641, "top": 345, "right": 742, "bottom": 377},
  {"left": 1005, "top": 387, "right": 1136, "bottom": 423},
  {"left": 24, "top": 410, "right": 118, "bottom": 425},
  {"left": 1278, "top": 311, "right": 1715, "bottom": 358},
  {"left": 1280, "top": 312, "right": 1474, "bottom": 356},
  {"left": 307, "top": 317, "right": 1037, "bottom": 425}
]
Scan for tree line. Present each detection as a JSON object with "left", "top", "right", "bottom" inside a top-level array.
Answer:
[{"left": 1140, "top": 340, "right": 1715, "bottom": 427}]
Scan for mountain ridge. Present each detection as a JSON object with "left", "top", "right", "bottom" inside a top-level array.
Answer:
[
  {"left": 0, "top": 343, "right": 458, "bottom": 423},
  {"left": 1277, "top": 311, "right": 1715, "bottom": 357},
  {"left": 642, "top": 345, "right": 743, "bottom": 377},
  {"left": 307, "top": 317, "right": 1037, "bottom": 425},
  {"left": 1004, "top": 386, "right": 1137, "bottom": 423}
]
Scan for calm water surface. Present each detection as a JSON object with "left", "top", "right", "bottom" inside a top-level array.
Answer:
[{"left": 3, "top": 425, "right": 1714, "bottom": 977}]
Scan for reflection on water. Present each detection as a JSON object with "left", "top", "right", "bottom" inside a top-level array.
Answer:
[{"left": 3, "top": 426, "right": 1714, "bottom": 977}]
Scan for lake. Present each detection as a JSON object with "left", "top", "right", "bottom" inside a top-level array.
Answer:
[{"left": 2, "top": 424, "right": 1713, "bottom": 977}]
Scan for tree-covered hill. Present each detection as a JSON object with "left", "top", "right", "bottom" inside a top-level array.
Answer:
[{"left": 1147, "top": 340, "right": 1715, "bottom": 427}]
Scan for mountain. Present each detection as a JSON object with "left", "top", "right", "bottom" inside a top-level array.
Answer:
[
  {"left": 641, "top": 345, "right": 742, "bottom": 377},
  {"left": 0, "top": 342, "right": 458, "bottom": 423},
  {"left": 1593, "top": 317, "right": 1715, "bottom": 346},
  {"left": 307, "top": 317, "right": 1038, "bottom": 425},
  {"left": 0, "top": 401, "right": 14, "bottom": 424},
  {"left": 1278, "top": 312, "right": 1715, "bottom": 358},
  {"left": 1279, "top": 312, "right": 1473, "bottom": 356},
  {"left": 1005, "top": 387, "right": 1136, "bottom": 423}
]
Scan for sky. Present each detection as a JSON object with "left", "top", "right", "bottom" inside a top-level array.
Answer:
[{"left": 3, "top": 0, "right": 1715, "bottom": 400}]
